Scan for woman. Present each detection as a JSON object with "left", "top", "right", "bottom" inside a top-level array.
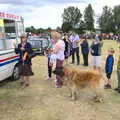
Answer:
[
  {"left": 15, "top": 34, "right": 33, "bottom": 87},
  {"left": 80, "top": 37, "right": 89, "bottom": 66},
  {"left": 51, "top": 31, "right": 65, "bottom": 88}
]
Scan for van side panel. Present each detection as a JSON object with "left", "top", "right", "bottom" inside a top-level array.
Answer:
[{"left": 0, "top": 50, "right": 19, "bottom": 81}]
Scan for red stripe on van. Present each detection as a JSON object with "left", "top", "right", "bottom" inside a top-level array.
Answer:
[{"left": 0, "top": 55, "right": 19, "bottom": 63}]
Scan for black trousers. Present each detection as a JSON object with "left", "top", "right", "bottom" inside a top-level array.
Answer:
[
  {"left": 48, "top": 57, "right": 52, "bottom": 78},
  {"left": 82, "top": 54, "right": 88, "bottom": 66},
  {"left": 72, "top": 47, "right": 80, "bottom": 64}
]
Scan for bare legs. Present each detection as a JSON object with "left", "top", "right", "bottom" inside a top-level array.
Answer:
[{"left": 20, "top": 76, "right": 30, "bottom": 87}]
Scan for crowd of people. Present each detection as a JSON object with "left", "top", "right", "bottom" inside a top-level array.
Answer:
[{"left": 15, "top": 31, "right": 120, "bottom": 93}]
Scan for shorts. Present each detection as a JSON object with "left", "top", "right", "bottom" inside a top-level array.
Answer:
[
  {"left": 106, "top": 73, "right": 112, "bottom": 79},
  {"left": 91, "top": 56, "right": 101, "bottom": 67},
  {"left": 19, "top": 63, "right": 34, "bottom": 76}
]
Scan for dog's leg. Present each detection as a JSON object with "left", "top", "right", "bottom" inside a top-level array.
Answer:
[
  {"left": 91, "top": 80, "right": 104, "bottom": 103},
  {"left": 71, "top": 85, "right": 77, "bottom": 101},
  {"left": 67, "top": 86, "right": 72, "bottom": 98}
]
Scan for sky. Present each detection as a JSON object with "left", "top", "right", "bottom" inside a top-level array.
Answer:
[{"left": 0, "top": 0, "right": 120, "bottom": 29}]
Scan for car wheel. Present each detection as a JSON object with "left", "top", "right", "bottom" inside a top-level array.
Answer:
[{"left": 11, "top": 65, "right": 20, "bottom": 80}]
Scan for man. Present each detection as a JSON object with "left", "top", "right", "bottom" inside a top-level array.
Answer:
[
  {"left": 90, "top": 34, "right": 103, "bottom": 73},
  {"left": 69, "top": 32, "right": 80, "bottom": 65}
]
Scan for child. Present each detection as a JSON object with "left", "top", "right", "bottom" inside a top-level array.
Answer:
[
  {"left": 44, "top": 39, "right": 56, "bottom": 80},
  {"left": 45, "top": 48, "right": 53, "bottom": 80},
  {"left": 104, "top": 48, "right": 115, "bottom": 89}
]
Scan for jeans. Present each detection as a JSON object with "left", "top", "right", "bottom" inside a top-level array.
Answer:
[
  {"left": 72, "top": 47, "right": 80, "bottom": 64},
  {"left": 82, "top": 54, "right": 88, "bottom": 66},
  {"left": 48, "top": 57, "right": 52, "bottom": 78},
  {"left": 56, "top": 59, "right": 64, "bottom": 87}
]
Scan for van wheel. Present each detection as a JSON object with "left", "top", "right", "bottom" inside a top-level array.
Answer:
[{"left": 11, "top": 66, "right": 20, "bottom": 80}]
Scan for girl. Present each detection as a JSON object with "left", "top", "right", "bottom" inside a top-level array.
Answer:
[{"left": 15, "top": 34, "right": 33, "bottom": 87}]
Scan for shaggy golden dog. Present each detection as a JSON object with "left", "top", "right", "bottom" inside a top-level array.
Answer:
[{"left": 53, "top": 65, "right": 104, "bottom": 102}]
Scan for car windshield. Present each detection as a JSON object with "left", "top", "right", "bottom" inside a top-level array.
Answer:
[
  {"left": 29, "top": 40, "right": 41, "bottom": 48},
  {"left": 29, "top": 37, "right": 49, "bottom": 49}
]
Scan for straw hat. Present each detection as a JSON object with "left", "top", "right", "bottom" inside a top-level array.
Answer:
[
  {"left": 51, "top": 31, "right": 61, "bottom": 40},
  {"left": 20, "top": 33, "right": 28, "bottom": 39}
]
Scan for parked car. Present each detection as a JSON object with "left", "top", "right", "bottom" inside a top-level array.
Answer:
[{"left": 28, "top": 36, "right": 50, "bottom": 55}]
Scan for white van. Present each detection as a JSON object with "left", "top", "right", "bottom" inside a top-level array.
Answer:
[{"left": 0, "top": 38, "right": 20, "bottom": 81}]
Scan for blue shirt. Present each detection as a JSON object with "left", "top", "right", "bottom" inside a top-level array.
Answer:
[
  {"left": 15, "top": 42, "right": 32, "bottom": 64},
  {"left": 81, "top": 41, "right": 89, "bottom": 54},
  {"left": 105, "top": 55, "right": 114, "bottom": 74}
]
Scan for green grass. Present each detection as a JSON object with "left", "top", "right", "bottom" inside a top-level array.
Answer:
[{"left": 0, "top": 40, "right": 120, "bottom": 120}]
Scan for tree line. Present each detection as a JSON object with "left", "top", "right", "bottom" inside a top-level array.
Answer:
[{"left": 25, "top": 4, "right": 120, "bottom": 34}]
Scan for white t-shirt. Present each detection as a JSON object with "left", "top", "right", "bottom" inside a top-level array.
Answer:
[
  {"left": 69, "top": 35, "right": 80, "bottom": 48},
  {"left": 56, "top": 39, "right": 65, "bottom": 61}
]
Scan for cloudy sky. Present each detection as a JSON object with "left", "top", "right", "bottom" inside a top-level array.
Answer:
[{"left": 0, "top": 0, "right": 120, "bottom": 29}]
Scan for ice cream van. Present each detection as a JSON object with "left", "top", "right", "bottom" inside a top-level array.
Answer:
[{"left": 0, "top": 12, "right": 24, "bottom": 81}]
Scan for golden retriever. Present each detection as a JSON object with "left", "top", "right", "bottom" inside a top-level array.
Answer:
[{"left": 53, "top": 65, "right": 104, "bottom": 102}]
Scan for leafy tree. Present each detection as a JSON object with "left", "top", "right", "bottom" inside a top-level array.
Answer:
[
  {"left": 84, "top": 4, "right": 94, "bottom": 31},
  {"left": 99, "top": 6, "right": 113, "bottom": 33},
  {"left": 25, "top": 27, "right": 31, "bottom": 32},
  {"left": 56, "top": 26, "right": 61, "bottom": 32},
  {"left": 61, "top": 22, "right": 72, "bottom": 33},
  {"left": 113, "top": 5, "right": 120, "bottom": 34},
  {"left": 62, "top": 6, "right": 82, "bottom": 28}
]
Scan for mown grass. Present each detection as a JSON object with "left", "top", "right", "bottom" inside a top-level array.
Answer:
[{"left": 0, "top": 40, "right": 120, "bottom": 120}]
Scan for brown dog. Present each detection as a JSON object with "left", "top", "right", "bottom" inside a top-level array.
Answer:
[{"left": 53, "top": 65, "right": 104, "bottom": 102}]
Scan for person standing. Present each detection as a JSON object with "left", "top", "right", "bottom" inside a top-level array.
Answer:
[
  {"left": 80, "top": 37, "right": 89, "bottom": 66},
  {"left": 15, "top": 34, "right": 33, "bottom": 87},
  {"left": 115, "top": 48, "right": 120, "bottom": 92},
  {"left": 104, "top": 48, "right": 115, "bottom": 89},
  {"left": 51, "top": 31, "right": 65, "bottom": 88},
  {"left": 44, "top": 39, "right": 56, "bottom": 80},
  {"left": 62, "top": 33, "right": 69, "bottom": 64},
  {"left": 69, "top": 32, "right": 80, "bottom": 65},
  {"left": 90, "top": 34, "right": 103, "bottom": 73}
]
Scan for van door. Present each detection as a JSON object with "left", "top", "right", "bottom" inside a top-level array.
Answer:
[{"left": 0, "top": 39, "right": 19, "bottom": 81}]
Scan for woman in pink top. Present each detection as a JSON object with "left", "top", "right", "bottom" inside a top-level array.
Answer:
[{"left": 51, "top": 31, "right": 65, "bottom": 88}]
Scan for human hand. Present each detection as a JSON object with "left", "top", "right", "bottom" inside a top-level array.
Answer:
[{"left": 20, "top": 47, "right": 25, "bottom": 51}]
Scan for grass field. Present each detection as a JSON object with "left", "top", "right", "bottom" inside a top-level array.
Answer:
[{"left": 0, "top": 40, "right": 120, "bottom": 120}]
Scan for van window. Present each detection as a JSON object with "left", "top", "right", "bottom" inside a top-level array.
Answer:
[
  {"left": 0, "top": 39, "right": 5, "bottom": 50},
  {"left": 0, "top": 38, "right": 16, "bottom": 51}
]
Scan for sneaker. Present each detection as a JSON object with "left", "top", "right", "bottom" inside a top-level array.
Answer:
[
  {"left": 104, "top": 84, "right": 112, "bottom": 89},
  {"left": 20, "top": 82, "right": 24, "bottom": 86},
  {"left": 114, "top": 88, "right": 120, "bottom": 91},
  {"left": 55, "top": 85, "right": 62, "bottom": 88},
  {"left": 118, "top": 90, "right": 120, "bottom": 93},
  {"left": 46, "top": 77, "right": 52, "bottom": 80},
  {"left": 24, "top": 84, "right": 29, "bottom": 88}
]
